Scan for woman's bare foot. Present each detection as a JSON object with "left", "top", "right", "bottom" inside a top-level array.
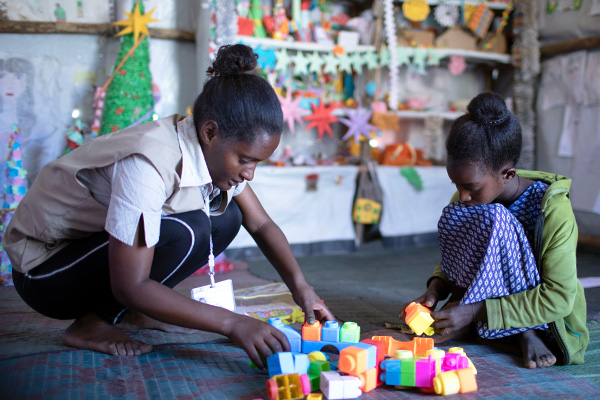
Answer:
[
  {"left": 63, "top": 312, "right": 153, "bottom": 356},
  {"left": 118, "top": 309, "right": 197, "bottom": 334},
  {"left": 520, "top": 330, "right": 557, "bottom": 368}
]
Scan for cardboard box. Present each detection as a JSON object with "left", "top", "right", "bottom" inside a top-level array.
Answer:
[
  {"left": 397, "top": 29, "right": 435, "bottom": 47},
  {"left": 435, "top": 25, "right": 477, "bottom": 51}
]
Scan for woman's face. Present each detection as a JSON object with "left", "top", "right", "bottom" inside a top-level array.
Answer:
[
  {"left": 446, "top": 159, "right": 506, "bottom": 206},
  {"left": 0, "top": 70, "right": 27, "bottom": 105},
  {"left": 204, "top": 131, "right": 280, "bottom": 191}
]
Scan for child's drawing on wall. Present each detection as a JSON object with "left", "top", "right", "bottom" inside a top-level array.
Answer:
[
  {"left": 0, "top": 58, "right": 35, "bottom": 190},
  {"left": 76, "top": 0, "right": 83, "bottom": 18},
  {"left": 54, "top": 3, "right": 66, "bottom": 22}
]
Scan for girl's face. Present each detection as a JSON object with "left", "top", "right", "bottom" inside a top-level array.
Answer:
[
  {"left": 446, "top": 159, "right": 508, "bottom": 206},
  {"left": 204, "top": 130, "right": 280, "bottom": 191},
  {"left": 0, "top": 71, "right": 27, "bottom": 105}
]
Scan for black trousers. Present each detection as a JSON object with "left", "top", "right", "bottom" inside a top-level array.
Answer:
[{"left": 12, "top": 202, "right": 242, "bottom": 324}]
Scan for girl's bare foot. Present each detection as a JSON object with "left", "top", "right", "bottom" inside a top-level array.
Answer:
[
  {"left": 63, "top": 312, "right": 153, "bottom": 356},
  {"left": 520, "top": 330, "right": 557, "bottom": 368},
  {"left": 118, "top": 309, "right": 197, "bottom": 334}
]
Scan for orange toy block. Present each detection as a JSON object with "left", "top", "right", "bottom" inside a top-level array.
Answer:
[
  {"left": 302, "top": 321, "right": 322, "bottom": 341},
  {"left": 338, "top": 346, "right": 369, "bottom": 376},
  {"left": 433, "top": 368, "right": 478, "bottom": 395},
  {"left": 355, "top": 367, "right": 378, "bottom": 393},
  {"left": 404, "top": 302, "right": 434, "bottom": 336},
  {"left": 371, "top": 336, "right": 434, "bottom": 357}
]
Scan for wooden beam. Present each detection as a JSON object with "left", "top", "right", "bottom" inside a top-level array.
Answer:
[
  {"left": 541, "top": 35, "right": 600, "bottom": 57},
  {"left": 0, "top": 20, "right": 195, "bottom": 42}
]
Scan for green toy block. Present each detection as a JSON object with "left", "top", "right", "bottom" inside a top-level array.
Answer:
[
  {"left": 401, "top": 358, "right": 416, "bottom": 374},
  {"left": 340, "top": 322, "right": 360, "bottom": 343},
  {"left": 309, "top": 360, "right": 330, "bottom": 375},
  {"left": 401, "top": 372, "right": 416, "bottom": 386}
]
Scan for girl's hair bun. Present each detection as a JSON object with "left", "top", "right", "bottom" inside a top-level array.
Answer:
[
  {"left": 207, "top": 44, "right": 258, "bottom": 77},
  {"left": 467, "top": 91, "right": 509, "bottom": 126}
]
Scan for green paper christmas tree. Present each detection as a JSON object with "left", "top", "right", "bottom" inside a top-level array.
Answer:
[{"left": 99, "top": 1, "right": 158, "bottom": 135}]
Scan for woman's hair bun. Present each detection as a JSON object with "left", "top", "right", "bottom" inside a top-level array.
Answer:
[
  {"left": 206, "top": 44, "right": 258, "bottom": 77},
  {"left": 467, "top": 91, "right": 509, "bottom": 126}
]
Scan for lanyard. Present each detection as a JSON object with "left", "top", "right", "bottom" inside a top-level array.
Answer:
[{"left": 203, "top": 189, "right": 216, "bottom": 288}]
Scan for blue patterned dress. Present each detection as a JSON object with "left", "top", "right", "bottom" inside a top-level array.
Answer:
[{"left": 438, "top": 181, "right": 550, "bottom": 339}]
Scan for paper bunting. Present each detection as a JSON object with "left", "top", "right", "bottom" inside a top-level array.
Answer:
[
  {"left": 349, "top": 52, "right": 366, "bottom": 72},
  {"left": 411, "top": 48, "right": 428, "bottom": 71},
  {"left": 323, "top": 52, "right": 340, "bottom": 74},
  {"left": 306, "top": 51, "right": 325, "bottom": 74},
  {"left": 275, "top": 48, "right": 292, "bottom": 73},
  {"left": 254, "top": 45, "right": 277, "bottom": 70},
  {"left": 396, "top": 47, "right": 413, "bottom": 67},
  {"left": 427, "top": 50, "right": 446, "bottom": 67},
  {"left": 292, "top": 51, "right": 311, "bottom": 75},
  {"left": 303, "top": 101, "right": 339, "bottom": 141},
  {"left": 364, "top": 51, "right": 380, "bottom": 70},
  {"left": 449, "top": 55, "right": 467, "bottom": 75},
  {"left": 339, "top": 108, "right": 376, "bottom": 144},
  {"left": 278, "top": 91, "right": 304, "bottom": 134},
  {"left": 113, "top": 2, "right": 159, "bottom": 41},
  {"left": 337, "top": 53, "right": 353, "bottom": 74},
  {"left": 379, "top": 46, "right": 391, "bottom": 67}
]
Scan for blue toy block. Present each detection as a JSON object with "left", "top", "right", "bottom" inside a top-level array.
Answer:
[
  {"left": 380, "top": 359, "right": 403, "bottom": 386},
  {"left": 267, "top": 352, "right": 295, "bottom": 378},
  {"left": 353, "top": 342, "right": 377, "bottom": 371},
  {"left": 292, "top": 352, "right": 310, "bottom": 375},
  {"left": 268, "top": 317, "right": 302, "bottom": 353},
  {"left": 302, "top": 339, "right": 355, "bottom": 354},
  {"left": 321, "top": 321, "right": 341, "bottom": 342}
]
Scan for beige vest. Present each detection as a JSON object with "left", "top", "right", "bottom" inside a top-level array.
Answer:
[{"left": 4, "top": 114, "right": 234, "bottom": 273}]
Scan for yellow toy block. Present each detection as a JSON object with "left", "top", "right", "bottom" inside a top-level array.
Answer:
[
  {"left": 433, "top": 368, "right": 478, "bottom": 395},
  {"left": 404, "top": 302, "right": 434, "bottom": 336},
  {"left": 306, "top": 394, "right": 322, "bottom": 400}
]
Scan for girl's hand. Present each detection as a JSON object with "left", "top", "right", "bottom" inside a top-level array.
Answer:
[
  {"left": 431, "top": 301, "right": 485, "bottom": 336},
  {"left": 398, "top": 278, "right": 447, "bottom": 319},
  {"left": 291, "top": 283, "right": 336, "bottom": 324},
  {"left": 224, "top": 313, "right": 291, "bottom": 369}
]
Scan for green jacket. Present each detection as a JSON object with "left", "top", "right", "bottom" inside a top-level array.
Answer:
[{"left": 429, "top": 170, "right": 589, "bottom": 365}]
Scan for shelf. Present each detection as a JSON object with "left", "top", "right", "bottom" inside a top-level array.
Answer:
[
  {"left": 398, "top": 0, "right": 513, "bottom": 10},
  {"left": 236, "top": 35, "right": 512, "bottom": 65},
  {"left": 396, "top": 110, "right": 463, "bottom": 120}
]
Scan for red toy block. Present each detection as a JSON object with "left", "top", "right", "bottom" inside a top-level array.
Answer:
[{"left": 302, "top": 321, "right": 322, "bottom": 341}]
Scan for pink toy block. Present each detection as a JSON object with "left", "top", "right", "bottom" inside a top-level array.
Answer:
[
  {"left": 415, "top": 356, "right": 437, "bottom": 388},
  {"left": 440, "top": 353, "right": 469, "bottom": 373}
]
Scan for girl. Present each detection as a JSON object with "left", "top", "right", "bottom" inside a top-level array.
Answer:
[
  {"left": 3, "top": 44, "right": 334, "bottom": 368},
  {"left": 400, "top": 92, "right": 588, "bottom": 368}
]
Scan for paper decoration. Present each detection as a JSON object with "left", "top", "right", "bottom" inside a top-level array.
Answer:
[
  {"left": 364, "top": 51, "right": 380, "bottom": 70},
  {"left": 379, "top": 46, "right": 391, "bottom": 67},
  {"left": 396, "top": 47, "right": 413, "bottom": 67},
  {"left": 339, "top": 108, "right": 376, "bottom": 144},
  {"left": 402, "top": 0, "right": 430, "bottom": 22},
  {"left": 468, "top": 4, "right": 493, "bottom": 39},
  {"left": 275, "top": 48, "right": 292, "bottom": 73},
  {"left": 384, "top": 0, "right": 400, "bottom": 110},
  {"left": 306, "top": 51, "right": 325, "bottom": 74},
  {"left": 0, "top": 125, "right": 28, "bottom": 286},
  {"left": 337, "top": 53, "right": 353, "bottom": 74},
  {"left": 449, "top": 55, "right": 467, "bottom": 75},
  {"left": 113, "top": 2, "right": 158, "bottom": 42},
  {"left": 292, "top": 51, "right": 310, "bottom": 75},
  {"left": 434, "top": 4, "right": 459, "bottom": 27},
  {"left": 323, "top": 52, "right": 340, "bottom": 74},
  {"left": 249, "top": 0, "right": 267, "bottom": 38},
  {"left": 254, "top": 45, "right": 277, "bottom": 70},
  {"left": 401, "top": 167, "right": 423, "bottom": 191},
  {"left": 411, "top": 48, "right": 428, "bottom": 71},
  {"left": 303, "top": 101, "right": 339, "bottom": 141},
  {"left": 278, "top": 91, "right": 304, "bottom": 134},
  {"left": 101, "top": 1, "right": 156, "bottom": 135},
  {"left": 481, "top": 3, "right": 513, "bottom": 50},
  {"left": 427, "top": 50, "right": 446, "bottom": 67}
]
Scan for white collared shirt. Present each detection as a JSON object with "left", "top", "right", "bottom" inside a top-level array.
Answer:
[{"left": 77, "top": 116, "right": 246, "bottom": 247}]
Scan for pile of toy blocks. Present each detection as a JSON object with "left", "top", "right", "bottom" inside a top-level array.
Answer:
[{"left": 263, "top": 316, "right": 478, "bottom": 399}]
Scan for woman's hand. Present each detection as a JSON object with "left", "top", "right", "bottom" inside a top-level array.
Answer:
[
  {"left": 431, "top": 301, "right": 485, "bottom": 336},
  {"left": 223, "top": 313, "right": 291, "bottom": 369},
  {"left": 398, "top": 278, "right": 448, "bottom": 319},
  {"left": 291, "top": 283, "right": 336, "bottom": 324}
]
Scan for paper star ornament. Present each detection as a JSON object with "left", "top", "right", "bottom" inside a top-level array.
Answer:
[
  {"left": 396, "top": 47, "right": 413, "bottom": 67},
  {"left": 113, "top": 3, "right": 159, "bottom": 41},
  {"left": 303, "top": 101, "right": 339, "bottom": 141},
  {"left": 275, "top": 48, "right": 292, "bottom": 73},
  {"left": 379, "top": 46, "right": 391, "bottom": 67},
  {"left": 292, "top": 51, "right": 311, "bottom": 76},
  {"left": 339, "top": 108, "right": 376, "bottom": 144},
  {"left": 254, "top": 45, "right": 277, "bottom": 70},
  {"left": 337, "top": 53, "right": 353, "bottom": 74},
  {"left": 278, "top": 91, "right": 304, "bottom": 134},
  {"left": 323, "top": 52, "right": 340, "bottom": 74},
  {"left": 412, "top": 48, "right": 428, "bottom": 70},
  {"left": 307, "top": 51, "right": 325, "bottom": 74},
  {"left": 350, "top": 52, "right": 366, "bottom": 72},
  {"left": 364, "top": 51, "right": 380, "bottom": 70}
]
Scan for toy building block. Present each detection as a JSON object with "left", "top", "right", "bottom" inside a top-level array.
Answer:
[
  {"left": 320, "top": 371, "right": 361, "bottom": 399},
  {"left": 306, "top": 394, "right": 323, "bottom": 400},
  {"left": 302, "top": 320, "right": 322, "bottom": 341},
  {"left": 433, "top": 368, "right": 478, "bottom": 395},
  {"left": 355, "top": 367, "right": 379, "bottom": 392},
  {"left": 404, "top": 302, "right": 435, "bottom": 336},
  {"left": 371, "top": 336, "right": 434, "bottom": 357},
  {"left": 266, "top": 373, "right": 311, "bottom": 400},
  {"left": 267, "top": 352, "right": 310, "bottom": 378},
  {"left": 308, "top": 351, "right": 327, "bottom": 362},
  {"left": 440, "top": 353, "right": 469, "bottom": 374},
  {"left": 448, "top": 347, "right": 477, "bottom": 374},
  {"left": 338, "top": 346, "right": 369, "bottom": 376},
  {"left": 269, "top": 318, "right": 302, "bottom": 353},
  {"left": 321, "top": 321, "right": 341, "bottom": 342},
  {"left": 415, "top": 356, "right": 437, "bottom": 389},
  {"left": 361, "top": 339, "right": 387, "bottom": 387},
  {"left": 308, "top": 359, "right": 330, "bottom": 391},
  {"left": 302, "top": 339, "right": 355, "bottom": 354},
  {"left": 340, "top": 322, "right": 360, "bottom": 343}
]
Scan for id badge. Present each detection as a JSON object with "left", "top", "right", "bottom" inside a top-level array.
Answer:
[{"left": 191, "top": 279, "right": 236, "bottom": 312}]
